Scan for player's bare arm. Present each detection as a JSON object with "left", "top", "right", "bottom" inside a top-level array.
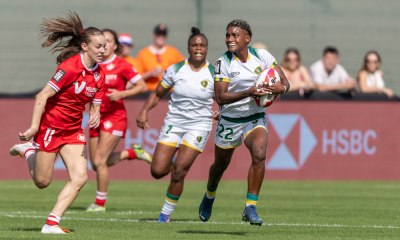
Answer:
[
  {"left": 19, "top": 85, "right": 56, "bottom": 141},
  {"left": 106, "top": 78, "right": 147, "bottom": 102},
  {"left": 88, "top": 103, "right": 101, "bottom": 129},
  {"left": 137, "top": 82, "right": 170, "bottom": 129},
  {"left": 214, "top": 81, "right": 268, "bottom": 105}
]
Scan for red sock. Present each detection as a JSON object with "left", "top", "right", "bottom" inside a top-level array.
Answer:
[
  {"left": 45, "top": 213, "right": 61, "bottom": 226},
  {"left": 95, "top": 191, "right": 107, "bottom": 207},
  {"left": 127, "top": 148, "right": 137, "bottom": 160}
]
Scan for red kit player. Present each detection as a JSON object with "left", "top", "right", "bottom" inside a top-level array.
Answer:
[
  {"left": 9, "top": 12, "right": 105, "bottom": 234},
  {"left": 86, "top": 29, "right": 152, "bottom": 212}
]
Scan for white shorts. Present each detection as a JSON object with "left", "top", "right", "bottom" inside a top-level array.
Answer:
[
  {"left": 214, "top": 114, "right": 268, "bottom": 149},
  {"left": 157, "top": 123, "right": 211, "bottom": 152}
]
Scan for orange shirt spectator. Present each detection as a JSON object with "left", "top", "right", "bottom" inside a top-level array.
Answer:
[
  {"left": 136, "top": 24, "right": 185, "bottom": 91},
  {"left": 118, "top": 33, "right": 141, "bottom": 68}
]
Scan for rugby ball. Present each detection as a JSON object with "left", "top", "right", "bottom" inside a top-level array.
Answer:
[{"left": 253, "top": 68, "right": 280, "bottom": 107}]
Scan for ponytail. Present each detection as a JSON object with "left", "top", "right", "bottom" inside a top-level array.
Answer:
[
  {"left": 39, "top": 11, "right": 103, "bottom": 65},
  {"left": 187, "top": 27, "right": 208, "bottom": 46}
]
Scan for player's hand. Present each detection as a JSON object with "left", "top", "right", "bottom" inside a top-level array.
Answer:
[
  {"left": 211, "top": 110, "right": 220, "bottom": 123},
  {"left": 88, "top": 111, "right": 101, "bottom": 129},
  {"left": 263, "top": 81, "right": 285, "bottom": 95},
  {"left": 137, "top": 111, "right": 149, "bottom": 129},
  {"left": 382, "top": 88, "right": 394, "bottom": 98},
  {"left": 19, "top": 127, "right": 38, "bottom": 141},
  {"left": 106, "top": 88, "right": 123, "bottom": 102},
  {"left": 249, "top": 84, "right": 269, "bottom": 98}
]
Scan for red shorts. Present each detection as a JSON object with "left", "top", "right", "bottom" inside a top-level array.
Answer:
[
  {"left": 33, "top": 122, "right": 86, "bottom": 153},
  {"left": 89, "top": 112, "right": 127, "bottom": 138}
]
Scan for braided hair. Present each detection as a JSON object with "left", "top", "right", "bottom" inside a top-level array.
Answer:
[
  {"left": 226, "top": 19, "right": 252, "bottom": 44},
  {"left": 188, "top": 27, "right": 208, "bottom": 46}
]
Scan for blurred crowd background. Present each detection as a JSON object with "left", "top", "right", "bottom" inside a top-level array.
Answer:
[{"left": 1, "top": 0, "right": 399, "bottom": 97}]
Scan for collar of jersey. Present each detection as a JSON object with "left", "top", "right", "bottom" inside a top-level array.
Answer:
[
  {"left": 149, "top": 45, "right": 167, "bottom": 55},
  {"left": 233, "top": 50, "right": 251, "bottom": 62},
  {"left": 184, "top": 59, "right": 209, "bottom": 70},
  {"left": 99, "top": 54, "right": 116, "bottom": 65},
  {"left": 80, "top": 53, "right": 99, "bottom": 71}
]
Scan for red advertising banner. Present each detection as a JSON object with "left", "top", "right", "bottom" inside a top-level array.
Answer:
[{"left": 1, "top": 99, "right": 399, "bottom": 180}]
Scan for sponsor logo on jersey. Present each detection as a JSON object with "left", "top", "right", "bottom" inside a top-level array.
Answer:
[
  {"left": 197, "top": 136, "right": 203, "bottom": 143},
  {"left": 52, "top": 69, "right": 66, "bottom": 82},
  {"left": 175, "top": 79, "right": 186, "bottom": 85},
  {"left": 85, "top": 86, "right": 98, "bottom": 98},
  {"left": 105, "top": 75, "right": 117, "bottom": 84},
  {"left": 214, "top": 60, "right": 221, "bottom": 74},
  {"left": 103, "top": 120, "right": 113, "bottom": 130},
  {"left": 254, "top": 66, "right": 262, "bottom": 75},
  {"left": 200, "top": 80, "right": 208, "bottom": 89},
  {"left": 231, "top": 72, "right": 240, "bottom": 78},
  {"left": 106, "top": 63, "right": 115, "bottom": 71},
  {"left": 82, "top": 70, "right": 86, "bottom": 78},
  {"left": 94, "top": 72, "right": 101, "bottom": 82},
  {"left": 73, "top": 81, "right": 86, "bottom": 94},
  {"left": 132, "top": 67, "right": 137, "bottom": 73},
  {"left": 77, "top": 133, "right": 86, "bottom": 142},
  {"left": 252, "top": 120, "right": 258, "bottom": 124}
]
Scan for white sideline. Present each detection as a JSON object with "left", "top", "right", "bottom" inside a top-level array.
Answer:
[{"left": 1, "top": 213, "right": 400, "bottom": 229}]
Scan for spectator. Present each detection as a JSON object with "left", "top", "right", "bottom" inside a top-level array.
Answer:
[
  {"left": 358, "top": 51, "right": 394, "bottom": 98},
  {"left": 280, "top": 48, "right": 314, "bottom": 94},
  {"left": 251, "top": 42, "right": 267, "bottom": 50},
  {"left": 118, "top": 33, "right": 141, "bottom": 68},
  {"left": 310, "top": 46, "right": 356, "bottom": 92},
  {"left": 136, "top": 24, "right": 185, "bottom": 91}
]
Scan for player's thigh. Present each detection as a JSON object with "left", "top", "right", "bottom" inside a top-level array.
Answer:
[
  {"left": 243, "top": 119, "right": 268, "bottom": 160},
  {"left": 88, "top": 136, "right": 98, "bottom": 164},
  {"left": 59, "top": 144, "right": 88, "bottom": 181},
  {"left": 214, "top": 144, "right": 235, "bottom": 168},
  {"left": 152, "top": 143, "right": 178, "bottom": 173},
  {"left": 93, "top": 130, "right": 121, "bottom": 163},
  {"left": 34, "top": 149, "right": 58, "bottom": 181},
  {"left": 172, "top": 144, "right": 199, "bottom": 177}
]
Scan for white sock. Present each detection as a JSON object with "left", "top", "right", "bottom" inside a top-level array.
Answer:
[
  {"left": 45, "top": 212, "right": 61, "bottom": 226},
  {"left": 24, "top": 149, "right": 35, "bottom": 160},
  {"left": 161, "top": 199, "right": 177, "bottom": 216}
]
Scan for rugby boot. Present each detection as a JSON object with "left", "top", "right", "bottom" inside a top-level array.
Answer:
[
  {"left": 242, "top": 205, "right": 263, "bottom": 226},
  {"left": 157, "top": 213, "right": 170, "bottom": 222},
  {"left": 132, "top": 144, "right": 152, "bottom": 164},
  {"left": 10, "top": 141, "right": 34, "bottom": 158},
  {"left": 86, "top": 203, "right": 106, "bottom": 212},
  {"left": 199, "top": 193, "right": 215, "bottom": 222},
  {"left": 41, "top": 224, "right": 72, "bottom": 234}
]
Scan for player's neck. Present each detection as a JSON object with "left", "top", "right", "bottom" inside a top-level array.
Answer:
[
  {"left": 233, "top": 47, "right": 248, "bottom": 63},
  {"left": 82, "top": 53, "right": 95, "bottom": 69},
  {"left": 102, "top": 54, "right": 114, "bottom": 63},
  {"left": 188, "top": 58, "right": 206, "bottom": 72}
]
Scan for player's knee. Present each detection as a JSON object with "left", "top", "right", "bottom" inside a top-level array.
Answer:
[
  {"left": 252, "top": 148, "right": 266, "bottom": 164},
  {"left": 92, "top": 160, "right": 107, "bottom": 172},
  {"left": 212, "top": 162, "right": 229, "bottom": 174},
  {"left": 35, "top": 178, "right": 51, "bottom": 189},
  {"left": 71, "top": 174, "right": 88, "bottom": 189},
  {"left": 151, "top": 167, "right": 168, "bottom": 179},
  {"left": 171, "top": 168, "right": 186, "bottom": 183}
]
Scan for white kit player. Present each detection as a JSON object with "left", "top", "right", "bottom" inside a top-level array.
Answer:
[
  {"left": 137, "top": 27, "right": 220, "bottom": 223},
  {"left": 198, "top": 19, "right": 291, "bottom": 226}
]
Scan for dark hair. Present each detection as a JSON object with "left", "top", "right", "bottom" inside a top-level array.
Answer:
[
  {"left": 226, "top": 19, "right": 252, "bottom": 44},
  {"left": 281, "top": 47, "right": 301, "bottom": 69},
  {"left": 39, "top": 11, "right": 103, "bottom": 65},
  {"left": 102, "top": 28, "right": 123, "bottom": 55},
  {"left": 361, "top": 50, "right": 381, "bottom": 72},
  {"left": 187, "top": 27, "right": 208, "bottom": 46},
  {"left": 323, "top": 46, "right": 339, "bottom": 56}
]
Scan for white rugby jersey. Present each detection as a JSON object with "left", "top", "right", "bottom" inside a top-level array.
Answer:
[
  {"left": 214, "top": 47, "right": 277, "bottom": 119},
  {"left": 161, "top": 59, "right": 215, "bottom": 131}
]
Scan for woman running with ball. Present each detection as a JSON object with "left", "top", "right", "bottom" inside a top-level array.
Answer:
[
  {"left": 9, "top": 12, "right": 105, "bottom": 234},
  {"left": 198, "top": 19, "right": 290, "bottom": 226},
  {"left": 137, "top": 27, "right": 219, "bottom": 222}
]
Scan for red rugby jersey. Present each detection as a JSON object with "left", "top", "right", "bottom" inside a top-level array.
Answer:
[
  {"left": 98, "top": 54, "right": 142, "bottom": 114},
  {"left": 44, "top": 53, "right": 105, "bottom": 130}
]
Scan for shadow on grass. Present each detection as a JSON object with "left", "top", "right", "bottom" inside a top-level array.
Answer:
[
  {"left": 10, "top": 227, "right": 75, "bottom": 233},
  {"left": 178, "top": 230, "right": 246, "bottom": 236},
  {"left": 67, "top": 206, "right": 87, "bottom": 210}
]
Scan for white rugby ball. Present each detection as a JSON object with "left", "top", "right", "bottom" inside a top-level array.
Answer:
[{"left": 253, "top": 68, "right": 280, "bottom": 107}]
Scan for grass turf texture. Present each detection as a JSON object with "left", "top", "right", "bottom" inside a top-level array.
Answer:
[{"left": 0, "top": 181, "right": 400, "bottom": 239}]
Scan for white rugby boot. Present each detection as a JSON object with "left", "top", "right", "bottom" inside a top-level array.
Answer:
[
  {"left": 9, "top": 141, "right": 34, "bottom": 158},
  {"left": 131, "top": 144, "right": 152, "bottom": 164},
  {"left": 41, "top": 224, "right": 72, "bottom": 234}
]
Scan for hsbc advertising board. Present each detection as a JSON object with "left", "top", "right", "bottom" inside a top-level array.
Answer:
[{"left": 1, "top": 99, "right": 399, "bottom": 180}]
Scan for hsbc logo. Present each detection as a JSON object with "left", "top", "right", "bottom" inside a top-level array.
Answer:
[{"left": 266, "top": 114, "right": 317, "bottom": 170}]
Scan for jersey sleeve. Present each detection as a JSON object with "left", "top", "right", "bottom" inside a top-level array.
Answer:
[
  {"left": 47, "top": 63, "right": 77, "bottom": 93},
  {"left": 92, "top": 70, "right": 105, "bottom": 105},
  {"left": 259, "top": 49, "right": 277, "bottom": 69},
  {"left": 122, "top": 62, "right": 142, "bottom": 84},
  {"left": 214, "top": 58, "right": 230, "bottom": 82},
  {"left": 160, "top": 67, "right": 175, "bottom": 89}
]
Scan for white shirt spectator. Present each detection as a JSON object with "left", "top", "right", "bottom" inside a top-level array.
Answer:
[{"left": 310, "top": 59, "right": 348, "bottom": 85}]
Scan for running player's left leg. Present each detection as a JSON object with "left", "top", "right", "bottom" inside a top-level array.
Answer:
[
  {"left": 242, "top": 126, "right": 268, "bottom": 226},
  {"left": 87, "top": 131, "right": 120, "bottom": 212}
]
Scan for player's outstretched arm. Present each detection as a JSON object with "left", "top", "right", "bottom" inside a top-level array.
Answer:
[
  {"left": 19, "top": 85, "right": 56, "bottom": 141},
  {"left": 136, "top": 82, "right": 170, "bottom": 129},
  {"left": 214, "top": 81, "right": 267, "bottom": 106}
]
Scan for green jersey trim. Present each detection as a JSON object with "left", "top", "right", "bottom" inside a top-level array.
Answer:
[
  {"left": 207, "top": 64, "right": 215, "bottom": 78},
  {"left": 221, "top": 112, "right": 265, "bottom": 123},
  {"left": 221, "top": 51, "right": 233, "bottom": 66},
  {"left": 171, "top": 60, "right": 186, "bottom": 74},
  {"left": 248, "top": 47, "right": 261, "bottom": 61}
]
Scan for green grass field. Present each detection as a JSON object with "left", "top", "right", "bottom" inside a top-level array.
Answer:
[{"left": 1, "top": 180, "right": 400, "bottom": 239}]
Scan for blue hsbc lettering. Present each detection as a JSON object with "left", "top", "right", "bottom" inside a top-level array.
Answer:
[{"left": 322, "top": 129, "right": 376, "bottom": 155}]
